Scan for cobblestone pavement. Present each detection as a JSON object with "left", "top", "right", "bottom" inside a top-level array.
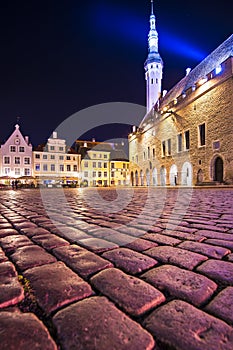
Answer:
[{"left": 0, "top": 187, "right": 233, "bottom": 350}]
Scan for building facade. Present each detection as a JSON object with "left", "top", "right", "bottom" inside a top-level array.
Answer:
[
  {"left": 33, "top": 132, "right": 81, "bottom": 187},
  {"left": 129, "top": 3, "right": 233, "bottom": 186},
  {"left": 76, "top": 140, "right": 130, "bottom": 187},
  {"left": 0, "top": 124, "right": 33, "bottom": 186}
]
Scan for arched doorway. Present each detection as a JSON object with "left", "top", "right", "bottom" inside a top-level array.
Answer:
[
  {"left": 160, "top": 166, "right": 166, "bottom": 186},
  {"left": 135, "top": 170, "right": 139, "bottom": 186},
  {"left": 140, "top": 170, "right": 144, "bottom": 186},
  {"left": 146, "top": 169, "right": 150, "bottom": 186},
  {"left": 130, "top": 172, "right": 134, "bottom": 186},
  {"left": 152, "top": 167, "right": 158, "bottom": 186},
  {"left": 197, "top": 169, "right": 204, "bottom": 184},
  {"left": 181, "top": 162, "right": 193, "bottom": 186},
  {"left": 169, "top": 164, "right": 178, "bottom": 186},
  {"left": 214, "top": 157, "right": 223, "bottom": 182}
]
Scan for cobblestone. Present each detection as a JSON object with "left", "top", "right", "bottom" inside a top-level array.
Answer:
[{"left": 0, "top": 187, "right": 232, "bottom": 349}]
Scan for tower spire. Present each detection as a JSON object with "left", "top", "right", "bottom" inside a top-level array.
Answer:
[{"left": 144, "top": 0, "right": 163, "bottom": 112}]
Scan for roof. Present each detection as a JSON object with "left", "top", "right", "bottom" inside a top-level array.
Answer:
[
  {"left": 160, "top": 34, "right": 233, "bottom": 108},
  {"left": 110, "top": 150, "right": 129, "bottom": 161}
]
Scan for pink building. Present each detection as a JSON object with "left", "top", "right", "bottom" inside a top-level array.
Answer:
[{"left": 0, "top": 124, "right": 33, "bottom": 186}]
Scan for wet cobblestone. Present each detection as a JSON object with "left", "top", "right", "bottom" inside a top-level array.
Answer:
[{"left": 0, "top": 187, "right": 232, "bottom": 349}]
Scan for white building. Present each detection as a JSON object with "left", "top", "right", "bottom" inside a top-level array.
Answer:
[
  {"left": 33, "top": 131, "right": 81, "bottom": 187},
  {"left": 0, "top": 124, "right": 33, "bottom": 186}
]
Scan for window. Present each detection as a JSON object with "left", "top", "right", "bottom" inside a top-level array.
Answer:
[
  {"left": 93, "top": 171, "right": 96, "bottom": 177},
  {"left": 213, "top": 140, "right": 220, "bottom": 150},
  {"left": 123, "top": 163, "right": 126, "bottom": 169},
  {"left": 4, "top": 157, "right": 10, "bottom": 164},
  {"left": 185, "top": 130, "right": 190, "bottom": 150},
  {"left": 151, "top": 78, "right": 154, "bottom": 84},
  {"left": 60, "top": 165, "right": 64, "bottom": 172},
  {"left": 50, "top": 146, "right": 55, "bottom": 151},
  {"left": 43, "top": 154, "right": 47, "bottom": 159},
  {"left": 66, "top": 156, "right": 71, "bottom": 160},
  {"left": 10, "top": 146, "right": 16, "bottom": 152},
  {"left": 148, "top": 147, "right": 150, "bottom": 159},
  {"left": 167, "top": 139, "right": 171, "bottom": 155},
  {"left": 15, "top": 168, "right": 20, "bottom": 176},
  {"left": 98, "top": 171, "right": 101, "bottom": 177},
  {"left": 93, "top": 162, "right": 96, "bottom": 168},
  {"left": 66, "top": 165, "right": 71, "bottom": 171},
  {"left": 98, "top": 162, "right": 102, "bottom": 168},
  {"left": 111, "top": 172, "right": 114, "bottom": 178},
  {"left": 104, "top": 171, "right": 107, "bottom": 177},
  {"left": 84, "top": 171, "right": 88, "bottom": 177},
  {"left": 43, "top": 164, "right": 48, "bottom": 171},
  {"left": 93, "top": 153, "right": 97, "bottom": 158},
  {"left": 51, "top": 164, "right": 55, "bottom": 171},
  {"left": 35, "top": 153, "right": 40, "bottom": 159},
  {"left": 177, "top": 134, "right": 182, "bottom": 152},
  {"left": 59, "top": 147, "right": 64, "bottom": 151},
  {"left": 152, "top": 148, "right": 155, "bottom": 159},
  {"left": 143, "top": 152, "right": 146, "bottom": 160},
  {"left": 136, "top": 155, "right": 138, "bottom": 163},
  {"left": 50, "top": 155, "right": 55, "bottom": 160},
  {"left": 84, "top": 161, "right": 88, "bottom": 168},
  {"left": 73, "top": 165, "right": 77, "bottom": 171},
  {"left": 59, "top": 155, "right": 64, "bottom": 160},
  {"left": 24, "top": 157, "right": 30, "bottom": 164},
  {"left": 4, "top": 168, "right": 10, "bottom": 175},
  {"left": 161, "top": 141, "right": 166, "bottom": 157},
  {"left": 199, "top": 123, "right": 206, "bottom": 146},
  {"left": 104, "top": 154, "right": 107, "bottom": 159},
  {"left": 104, "top": 162, "right": 107, "bottom": 168},
  {"left": 15, "top": 157, "right": 20, "bottom": 164},
  {"left": 24, "top": 168, "right": 30, "bottom": 176},
  {"left": 19, "top": 146, "right": 25, "bottom": 152},
  {"left": 93, "top": 180, "right": 96, "bottom": 186},
  {"left": 35, "top": 164, "right": 40, "bottom": 171},
  {"left": 111, "top": 163, "right": 115, "bottom": 169},
  {"left": 98, "top": 154, "right": 102, "bottom": 158}
]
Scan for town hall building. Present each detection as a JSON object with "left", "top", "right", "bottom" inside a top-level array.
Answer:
[{"left": 129, "top": 1, "right": 233, "bottom": 186}]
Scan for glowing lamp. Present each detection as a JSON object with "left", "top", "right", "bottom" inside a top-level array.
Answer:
[{"left": 215, "top": 65, "right": 222, "bottom": 74}]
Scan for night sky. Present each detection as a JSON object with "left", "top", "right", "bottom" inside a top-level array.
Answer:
[{"left": 0, "top": 0, "right": 232, "bottom": 147}]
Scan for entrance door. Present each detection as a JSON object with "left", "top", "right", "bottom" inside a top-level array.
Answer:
[{"left": 214, "top": 157, "right": 223, "bottom": 182}]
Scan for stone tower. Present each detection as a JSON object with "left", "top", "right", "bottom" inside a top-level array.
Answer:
[{"left": 144, "top": 0, "right": 163, "bottom": 112}]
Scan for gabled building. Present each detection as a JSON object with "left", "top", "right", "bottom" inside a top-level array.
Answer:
[
  {"left": 0, "top": 124, "right": 33, "bottom": 186},
  {"left": 129, "top": 2, "right": 233, "bottom": 186},
  {"left": 77, "top": 140, "right": 129, "bottom": 187},
  {"left": 33, "top": 131, "right": 81, "bottom": 187}
]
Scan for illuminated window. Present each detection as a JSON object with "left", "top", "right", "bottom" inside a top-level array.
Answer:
[
  {"left": 35, "top": 164, "right": 40, "bottom": 171},
  {"left": 15, "top": 168, "right": 20, "bottom": 175},
  {"left": 215, "top": 65, "right": 222, "bottom": 75}
]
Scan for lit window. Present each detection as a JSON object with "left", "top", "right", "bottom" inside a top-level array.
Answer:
[
  {"left": 35, "top": 164, "right": 40, "bottom": 171},
  {"left": 215, "top": 65, "right": 222, "bottom": 74},
  {"left": 15, "top": 168, "right": 20, "bottom": 175},
  {"left": 4, "top": 168, "right": 10, "bottom": 175},
  {"left": 24, "top": 157, "right": 30, "bottom": 164}
]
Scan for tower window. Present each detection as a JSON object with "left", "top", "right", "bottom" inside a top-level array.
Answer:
[
  {"left": 151, "top": 78, "right": 154, "bottom": 84},
  {"left": 177, "top": 133, "right": 182, "bottom": 152},
  {"left": 185, "top": 130, "right": 190, "bottom": 150}
]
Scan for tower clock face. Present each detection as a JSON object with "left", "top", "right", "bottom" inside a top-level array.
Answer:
[{"left": 14, "top": 138, "right": 20, "bottom": 145}]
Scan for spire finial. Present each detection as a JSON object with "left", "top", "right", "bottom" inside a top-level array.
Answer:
[{"left": 151, "top": 0, "right": 154, "bottom": 15}]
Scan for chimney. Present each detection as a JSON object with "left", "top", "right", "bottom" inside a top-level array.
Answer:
[
  {"left": 186, "top": 68, "right": 191, "bottom": 76},
  {"left": 162, "top": 90, "right": 167, "bottom": 97},
  {"left": 53, "top": 131, "right": 57, "bottom": 139},
  {"left": 25, "top": 136, "right": 29, "bottom": 144}
]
